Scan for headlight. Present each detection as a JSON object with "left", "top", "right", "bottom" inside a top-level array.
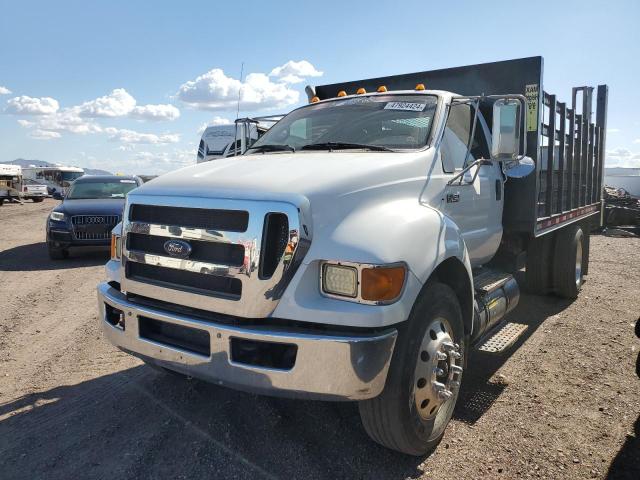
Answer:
[
  {"left": 110, "top": 233, "right": 122, "bottom": 260},
  {"left": 321, "top": 262, "right": 406, "bottom": 303},
  {"left": 322, "top": 263, "right": 358, "bottom": 298},
  {"left": 50, "top": 211, "right": 65, "bottom": 222}
]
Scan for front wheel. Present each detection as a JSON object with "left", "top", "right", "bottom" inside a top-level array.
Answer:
[
  {"left": 359, "top": 282, "right": 466, "bottom": 456},
  {"left": 33, "top": 197, "right": 44, "bottom": 203}
]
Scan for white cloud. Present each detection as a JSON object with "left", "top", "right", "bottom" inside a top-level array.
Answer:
[
  {"left": 75, "top": 88, "right": 180, "bottom": 121},
  {"left": 6, "top": 95, "right": 60, "bottom": 115},
  {"left": 130, "top": 104, "right": 180, "bottom": 121},
  {"left": 30, "top": 129, "right": 61, "bottom": 140},
  {"left": 36, "top": 109, "right": 102, "bottom": 134},
  {"left": 76, "top": 88, "right": 136, "bottom": 118},
  {"left": 634, "top": 138, "right": 640, "bottom": 144},
  {"left": 105, "top": 127, "right": 180, "bottom": 144},
  {"left": 607, "top": 128, "right": 620, "bottom": 133},
  {"left": 17, "top": 119, "right": 35, "bottom": 127},
  {"left": 269, "top": 60, "right": 323, "bottom": 84},
  {"left": 177, "top": 66, "right": 307, "bottom": 111},
  {"left": 0, "top": 86, "right": 11, "bottom": 95},
  {"left": 606, "top": 148, "right": 640, "bottom": 168}
]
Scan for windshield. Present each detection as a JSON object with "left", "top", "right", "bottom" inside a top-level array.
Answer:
[
  {"left": 67, "top": 180, "right": 138, "bottom": 199},
  {"left": 249, "top": 94, "right": 438, "bottom": 152},
  {"left": 61, "top": 171, "right": 84, "bottom": 181}
]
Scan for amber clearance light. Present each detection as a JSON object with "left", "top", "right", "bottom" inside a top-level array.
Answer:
[{"left": 361, "top": 266, "right": 406, "bottom": 302}]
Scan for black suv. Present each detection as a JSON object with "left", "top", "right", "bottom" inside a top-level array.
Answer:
[{"left": 47, "top": 175, "right": 142, "bottom": 259}]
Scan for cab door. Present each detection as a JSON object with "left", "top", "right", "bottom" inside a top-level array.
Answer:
[{"left": 439, "top": 101, "right": 504, "bottom": 267}]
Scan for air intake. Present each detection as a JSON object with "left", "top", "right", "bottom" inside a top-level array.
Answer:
[{"left": 259, "top": 213, "right": 289, "bottom": 279}]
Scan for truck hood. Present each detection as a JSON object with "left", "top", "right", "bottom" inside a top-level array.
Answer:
[{"left": 134, "top": 151, "right": 430, "bottom": 205}]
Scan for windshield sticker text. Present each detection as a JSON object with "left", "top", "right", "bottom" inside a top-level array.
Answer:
[{"left": 384, "top": 102, "right": 427, "bottom": 112}]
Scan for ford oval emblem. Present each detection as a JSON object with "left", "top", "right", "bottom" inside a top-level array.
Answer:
[{"left": 163, "top": 239, "right": 192, "bottom": 258}]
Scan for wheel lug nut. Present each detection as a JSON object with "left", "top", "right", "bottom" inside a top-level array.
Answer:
[
  {"left": 450, "top": 365, "right": 463, "bottom": 374},
  {"left": 434, "top": 367, "right": 446, "bottom": 377},
  {"left": 436, "top": 352, "right": 448, "bottom": 361}
]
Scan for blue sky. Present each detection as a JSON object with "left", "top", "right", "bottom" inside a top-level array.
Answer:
[{"left": 1, "top": 0, "right": 638, "bottom": 174}]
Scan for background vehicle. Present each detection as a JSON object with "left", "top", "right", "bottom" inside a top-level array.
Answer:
[
  {"left": 197, "top": 116, "right": 283, "bottom": 163},
  {"left": 0, "top": 164, "right": 23, "bottom": 205},
  {"left": 21, "top": 178, "right": 48, "bottom": 202},
  {"left": 23, "top": 165, "right": 84, "bottom": 195},
  {"left": 47, "top": 175, "right": 142, "bottom": 259},
  {"left": 98, "top": 57, "right": 607, "bottom": 455}
]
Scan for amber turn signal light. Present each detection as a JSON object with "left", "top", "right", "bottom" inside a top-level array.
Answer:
[
  {"left": 415, "top": 83, "right": 426, "bottom": 90},
  {"left": 110, "top": 234, "right": 121, "bottom": 260},
  {"left": 377, "top": 85, "right": 388, "bottom": 92},
  {"left": 310, "top": 96, "right": 320, "bottom": 103},
  {"left": 356, "top": 87, "right": 366, "bottom": 94},
  {"left": 337, "top": 90, "right": 347, "bottom": 97},
  {"left": 361, "top": 266, "right": 405, "bottom": 302}
]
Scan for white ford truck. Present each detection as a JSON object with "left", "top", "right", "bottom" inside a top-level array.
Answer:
[{"left": 98, "top": 57, "right": 608, "bottom": 455}]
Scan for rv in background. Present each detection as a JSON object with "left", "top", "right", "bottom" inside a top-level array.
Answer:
[
  {"left": 0, "top": 164, "right": 23, "bottom": 205},
  {"left": 197, "top": 116, "right": 283, "bottom": 163},
  {"left": 22, "top": 165, "right": 84, "bottom": 195}
]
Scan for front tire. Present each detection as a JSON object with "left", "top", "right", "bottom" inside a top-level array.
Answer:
[
  {"left": 33, "top": 197, "right": 44, "bottom": 203},
  {"left": 359, "top": 282, "right": 465, "bottom": 456}
]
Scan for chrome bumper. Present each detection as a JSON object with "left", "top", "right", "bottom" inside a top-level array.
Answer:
[{"left": 97, "top": 282, "right": 397, "bottom": 400}]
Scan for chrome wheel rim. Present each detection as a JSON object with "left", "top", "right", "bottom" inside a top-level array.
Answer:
[
  {"left": 413, "top": 317, "right": 463, "bottom": 421},
  {"left": 575, "top": 238, "right": 583, "bottom": 287}
]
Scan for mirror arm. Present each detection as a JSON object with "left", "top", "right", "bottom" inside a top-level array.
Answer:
[{"left": 447, "top": 158, "right": 492, "bottom": 186}]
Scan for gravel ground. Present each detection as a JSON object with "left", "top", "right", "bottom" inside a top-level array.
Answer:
[{"left": 0, "top": 199, "right": 639, "bottom": 480}]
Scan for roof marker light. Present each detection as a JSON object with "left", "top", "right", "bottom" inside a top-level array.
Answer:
[
  {"left": 377, "top": 85, "right": 388, "bottom": 92},
  {"left": 310, "top": 96, "right": 320, "bottom": 103},
  {"left": 337, "top": 90, "right": 347, "bottom": 97},
  {"left": 356, "top": 88, "right": 366, "bottom": 95},
  {"left": 415, "top": 83, "right": 426, "bottom": 91}
]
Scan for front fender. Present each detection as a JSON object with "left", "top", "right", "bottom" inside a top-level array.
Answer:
[{"left": 273, "top": 198, "right": 473, "bottom": 328}]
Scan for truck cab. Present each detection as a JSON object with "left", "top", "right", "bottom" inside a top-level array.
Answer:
[{"left": 98, "top": 57, "right": 607, "bottom": 455}]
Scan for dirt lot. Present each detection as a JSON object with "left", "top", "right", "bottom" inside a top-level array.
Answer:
[{"left": 0, "top": 198, "right": 638, "bottom": 480}]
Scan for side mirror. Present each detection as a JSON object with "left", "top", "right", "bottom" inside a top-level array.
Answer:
[
  {"left": 492, "top": 99, "right": 535, "bottom": 178},
  {"left": 492, "top": 99, "right": 521, "bottom": 159},
  {"left": 52, "top": 191, "right": 64, "bottom": 200}
]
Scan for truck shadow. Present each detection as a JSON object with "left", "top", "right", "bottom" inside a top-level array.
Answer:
[
  {"left": 0, "top": 293, "right": 574, "bottom": 480},
  {"left": 0, "top": 366, "right": 426, "bottom": 480},
  {"left": 0, "top": 242, "right": 109, "bottom": 271},
  {"left": 454, "top": 289, "right": 572, "bottom": 424}
]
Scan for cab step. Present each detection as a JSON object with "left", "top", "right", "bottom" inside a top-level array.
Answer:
[{"left": 476, "top": 322, "right": 528, "bottom": 353}]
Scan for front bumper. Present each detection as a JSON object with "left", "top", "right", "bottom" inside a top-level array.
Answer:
[{"left": 97, "top": 282, "right": 397, "bottom": 400}]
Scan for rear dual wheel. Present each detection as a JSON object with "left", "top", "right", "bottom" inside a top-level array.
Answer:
[
  {"left": 359, "top": 282, "right": 465, "bottom": 456},
  {"left": 552, "top": 224, "right": 586, "bottom": 299}
]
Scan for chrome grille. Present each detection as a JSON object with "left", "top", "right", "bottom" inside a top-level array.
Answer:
[
  {"left": 71, "top": 215, "right": 120, "bottom": 241},
  {"left": 74, "top": 231, "right": 112, "bottom": 240},
  {"left": 72, "top": 215, "right": 120, "bottom": 225},
  {"left": 120, "top": 196, "right": 310, "bottom": 318}
]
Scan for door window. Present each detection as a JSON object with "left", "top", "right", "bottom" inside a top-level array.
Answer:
[{"left": 440, "top": 103, "right": 490, "bottom": 173}]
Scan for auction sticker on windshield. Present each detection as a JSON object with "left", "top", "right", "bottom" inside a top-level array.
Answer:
[{"left": 384, "top": 102, "right": 428, "bottom": 112}]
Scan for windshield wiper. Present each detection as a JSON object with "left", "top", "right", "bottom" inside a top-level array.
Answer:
[
  {"left": 249, "top": 144, "right": 295, "bottom": 153},
  {"left": 301, "top": 142, "right": 393, "bottom": 152}
]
